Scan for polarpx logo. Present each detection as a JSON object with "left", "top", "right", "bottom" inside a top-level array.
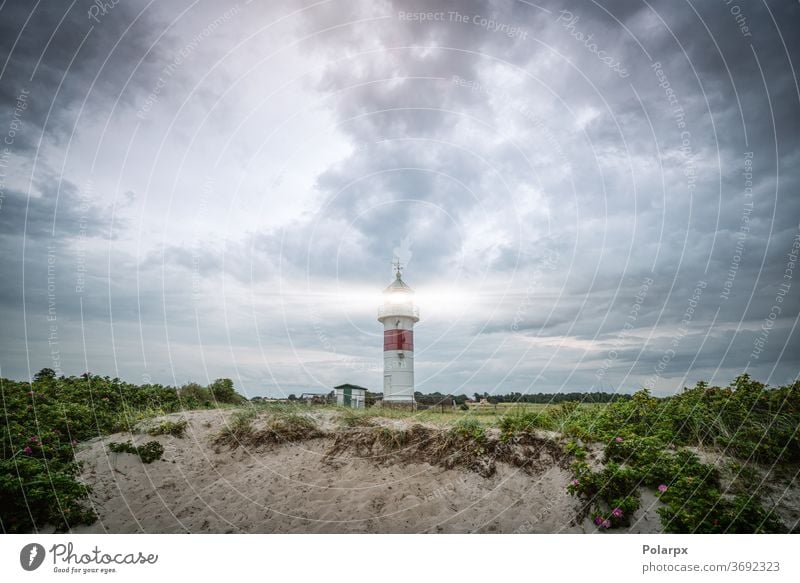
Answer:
[{"left": 19, "top": 543, "right": 46, "bottom": 571}]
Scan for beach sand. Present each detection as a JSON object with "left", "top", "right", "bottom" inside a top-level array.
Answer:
[{"left": 72, "top": 409, "right": 667, "bottom": 534}]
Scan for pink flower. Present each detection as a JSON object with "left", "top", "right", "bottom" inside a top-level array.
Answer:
[
  {"left": 594, "top": 516, "right": 603, "bottom": 526},
  {"left": 23, "top": 446, "right": 33, "bottom": 455},
  {"left": 612, "top": 507, "right": 623, "bottom": 518},
  {"left": 27, "top": 391, "right": 35, "bottom": 397},
  {"left": 29, "top": 436, "right": 39, "bottom": 443},
  {"left": 570, "top": 479, "right": 580, "bottom": 487},
  {"left": 601, "top": 519, "right": 611, "bottom": 529},
  {"left": 658, "top": 484, "right": 668, "bottom": 493},
  {"left": 71, "top": 439, "right": 78, "bottom": 446},
  {"left": 615, "top": 436, "right": 623, "bottom": 443}
]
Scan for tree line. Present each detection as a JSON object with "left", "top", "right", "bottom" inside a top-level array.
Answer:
[{"left": 413, "top": 390, "right": 632, "bottom": 406}]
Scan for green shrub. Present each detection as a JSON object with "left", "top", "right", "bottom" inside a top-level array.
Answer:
[
  {"left": 450, "top": 417, "right": 486, "bottom": 442},
  {"left": 563, "top": 439, "right": 587, "bottom": 460},
  {"left": 208, "top": 378, "right": 241, "bottom": 404},
  {"left": 108, "top": 441, "right": 165, "bottom": 463},
  {"left": 113, "top": 406, "right": 170, "bottom": 433},
  {"left": 258, "top": 413, "right": 322, "bottom": 443},
  {"left": 147, "top": 418, "right": 188, "bottom": 437},
  {"left": 498, "top": 411, "right": 549, "bottom": 437},
  {"left": 0, "top": 370, "right": 245, "bottom": 532},
  {"left": 548, "top": 400, "right": 580, "bottom": 421},
  {"left": 569, "top": 441, "right": 787, "bottom": 533},
  {"left": 338, "top": 410, "right": 376, "bottom": 428},
  {"left": 177, "top": 383, "right": 213, "bottom": 409},
  {"left": 0, "top": 457, "right": 96, "bottom": 533},
  {"left": 214, "top": 409, "right": 258, "bottom": 444}
]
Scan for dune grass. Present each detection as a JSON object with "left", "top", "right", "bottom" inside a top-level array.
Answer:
[{"left": 214, "top": 407, "right": 323, "bottom": 447}]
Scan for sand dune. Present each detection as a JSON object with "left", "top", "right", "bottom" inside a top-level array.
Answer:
[{"left": 73, "top": 409, "right": 667, "bottom": 534}]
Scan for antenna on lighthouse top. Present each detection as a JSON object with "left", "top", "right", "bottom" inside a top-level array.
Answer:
[{"left": 392, "top": 258, "right": 403, "bottom": 279}]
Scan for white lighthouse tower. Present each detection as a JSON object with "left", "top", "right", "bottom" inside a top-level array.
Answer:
[{"left": 377, "top": 260, "right": 419, "bottom": 408}]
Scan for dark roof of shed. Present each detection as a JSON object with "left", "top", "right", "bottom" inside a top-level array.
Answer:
[{"left": 334, "top": 383, "right": 369, "bottom": 392}]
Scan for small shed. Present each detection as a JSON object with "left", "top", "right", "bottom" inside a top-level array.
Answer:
[{"left": 335, "top": 384, "right": 368, "bottom": 409}]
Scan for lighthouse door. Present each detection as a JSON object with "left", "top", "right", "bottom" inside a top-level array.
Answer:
[{"left": 383, "top": 374, "right": 391, "bottom": 393}]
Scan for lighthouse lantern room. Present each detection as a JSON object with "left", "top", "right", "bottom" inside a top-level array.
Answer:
[{"left": 377, "top": 260, "right": 419, "bottom": 408}]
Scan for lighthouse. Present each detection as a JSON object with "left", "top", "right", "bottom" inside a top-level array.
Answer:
[{"left": 377, "top": 260, "right": 419, "bottom": 408}]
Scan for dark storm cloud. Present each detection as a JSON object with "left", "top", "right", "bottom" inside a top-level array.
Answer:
[
  {"left": 0, "top": 179, "right": 115, "bottom": 349},
  {"left": 299, "top": 0, "right": 550, "bottom": 140},
  {"left": 0, "top": 0, "right": 175, "bottom": 154},
  {"left": 0, "top": 182, "right": 109, "bottom": 241},
  {"left": 237, "top": 0, "right": 800, "bottom": 391},
  {"left": 0, "top": 0, "right": 798, "bottom": 393}
]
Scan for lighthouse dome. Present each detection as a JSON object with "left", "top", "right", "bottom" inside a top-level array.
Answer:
[
  {"left": 383, "top": 271, "right": 413, "bottom": 294},
  {"left": 378, "top": 269, "right": 419, "bottom": 322}
]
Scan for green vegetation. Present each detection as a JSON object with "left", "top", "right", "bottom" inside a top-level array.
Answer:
[
  {"left": 214, "top": 408, "right": 323, "bottom": 447},
  {"left": 497, "top": 402, "right": 585, "bottom": 437},
  {"left": 413, "top": 390, "right": 628, "bottom": 406},
  {"left": 337, "top": 409, "right": 378, "bottom": 428},
  {"left": 263, "top": 412, "right": 321, "bottom": 443},
  {"left": 449, "top": 416, "right": 487, "bottom": 442},
  {"left": 0, "top": 369, "right": 245, "bottom": 533},
  {"left": 175, "top": 380, "right": 246, "bottom": 409},
  {"left": 107, "top": 440, "right": 165, "bottom": 464},
  {"left": 146, "top": 418, "right": 188, "bottom": 438},
  {"left": 347, "top": 379, "right": 798, "bottom": 533},
  {"left": 214, "top": 408, "right": 258, "bottom": 444},
  {"left": 555, "top": 375, "right": 798, "bottom": 533},
  {"left": 2, "top": 369, "right": 796, "bottom": 534}
]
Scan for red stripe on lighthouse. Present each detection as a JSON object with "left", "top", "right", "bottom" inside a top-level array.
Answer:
[{"left": 384, "top": 329, "right": 414, "bottom": 351}]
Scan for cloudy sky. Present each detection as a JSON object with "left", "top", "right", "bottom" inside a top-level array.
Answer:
[{"left": 0, "top": 0, "right": 798, "bottom": 397}]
